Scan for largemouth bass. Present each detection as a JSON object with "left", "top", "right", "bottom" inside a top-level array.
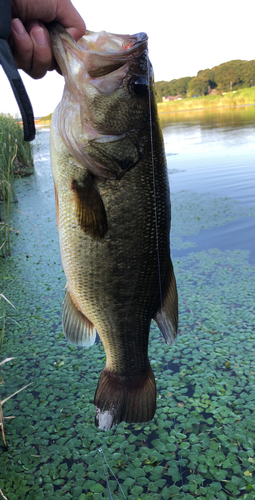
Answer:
[{"left": 49, "top": 23, "right": 178, "bottom": 430}]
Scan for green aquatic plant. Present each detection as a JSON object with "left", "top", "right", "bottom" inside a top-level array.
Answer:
[
  {"left": 1, "top": 212, "right": 255, "bottom": 497},
  {"left": 0, "top": 294, "right": 16, "bottom": 353},
  {"left": 0, "top": 357, "right": 31, "bottom": 450},
  {"left": 0, "top": 295, "right": 30, "bottom": 450},
  {"left": 0, "top": 130, "right": 255, "bottom": 498}
]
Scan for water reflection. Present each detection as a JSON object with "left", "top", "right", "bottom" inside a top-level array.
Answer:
[
  {"left": 159, "top": 104, "right": 255, "bottom": 128},
  {"left": 160, "top": 106, "right": 255, "bottom": 264},
  {"left": 160, "top": 106, "right": 255, "bottom": 207},
  {"left": 160, "top": 105, "right": 255, "bottom": 155}
]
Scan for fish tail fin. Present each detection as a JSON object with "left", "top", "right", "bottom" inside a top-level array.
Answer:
[
  {"left": 94, "top": 366, "right": 156, "bottom": 430},
  {"left": 154, "top": 259, "right": 178, "bottom": 345},
  {"left": 62, "top": 290, "right": 96, "bottom": 347}
]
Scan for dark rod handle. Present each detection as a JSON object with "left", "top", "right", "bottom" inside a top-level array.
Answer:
[{"left": 0, "top": 0, "right": 12, "bottom": 40}]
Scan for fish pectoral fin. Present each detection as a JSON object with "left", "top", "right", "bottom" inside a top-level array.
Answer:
[
  {"left": 72, "top": 175, "right": 108, "bottom": 239},
  {"left": 94, "top": 366, "right": 156, "bottom": 430},
  {"left": 62, "top": 290, "right": 96, "bottom": 347},
  {"left": 153, "top": 261, "right": 178, "bottom": 345}
]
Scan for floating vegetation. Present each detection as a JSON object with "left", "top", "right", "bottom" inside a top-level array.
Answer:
[
  {"left": 170, "top": 191, "right": 255, "bottom": 251},
  {"left": 0, "top": 357, "right": 31, "bottom": 450},
  {"left": 0, "top": 131, "right": 254, "bottom": 499}
]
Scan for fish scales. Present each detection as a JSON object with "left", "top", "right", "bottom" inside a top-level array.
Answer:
[{"left": 49, "top": 23, "right": 178, "bottom": 429}]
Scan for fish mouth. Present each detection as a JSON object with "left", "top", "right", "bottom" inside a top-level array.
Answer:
[
  {"left": 47, "top": 22, "right": 148, "bottom": 84},
  {"left": 49, "top": 23, "right": 150, "bottom": 180}
]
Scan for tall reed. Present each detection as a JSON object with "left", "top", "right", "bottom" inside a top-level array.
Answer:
[{"left": 0, "top": 114, "right": 33, "bottom": 256}]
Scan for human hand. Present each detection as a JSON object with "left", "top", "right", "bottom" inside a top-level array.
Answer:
[{"left": 10, "top": 0, "right": 86, "bottom": 79}]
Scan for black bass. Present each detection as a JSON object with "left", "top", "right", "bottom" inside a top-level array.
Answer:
[{"left": 49, "top": 23, "right": 178, "bottom": 430}]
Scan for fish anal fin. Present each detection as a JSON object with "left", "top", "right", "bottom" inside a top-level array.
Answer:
[
  {"left": 62, "top": 289, "right": 96, "bottom": 347},
  {"left": 154, "top": 261, "right": 178, "bottom": 345},
  {"left": 72, "top": 175, "right": 108, "bottom": 239},
  {"left": 54, "top": 180, "right": 59, "bottom": 232},
  {"left": 94, "top": 366, "right": 156, "bottom": 430}
]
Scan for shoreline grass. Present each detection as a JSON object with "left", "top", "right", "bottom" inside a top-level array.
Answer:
[
  {"left": 157, "top": 87, "right": 255, "bottom": 114},
  {"left": 0, "top": 114, "right": 34, "bottom": 256},
  {"left": 36, "top": 88, "right": 255, "bottom": 126}
]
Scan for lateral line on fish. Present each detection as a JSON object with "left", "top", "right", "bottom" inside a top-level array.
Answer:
[{"left": 147, "top": 53, "right": 186, "bottom": 499}]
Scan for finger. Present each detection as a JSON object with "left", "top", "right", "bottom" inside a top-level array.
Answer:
[
  {"left": 50, "top": 0, "right": 86, "bottom": 41},
  {"left": 11, "top": 0, "right": 86, "bottom": 41},
  {"left": 29, "top": 23, "right": 54, "bottom": 78},
  {"left": 10, "top": 18, "right": 34, "bottom": 73},
  {"left": 11, "top": 19, "right": 54, "bottom": 79}
]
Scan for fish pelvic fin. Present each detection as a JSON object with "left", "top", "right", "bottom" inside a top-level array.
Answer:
[
  {"left": 72, "top": 175, "right": 108, "bottom": 239},
  {"left": 94, "top": 366, "right": 156, "bottom": 430},
  {"left": 62, "top": 290, "right": 96, "bottom": 347},
  {"left": 154, "top": 260, "right": 178, "bottom": 345}
]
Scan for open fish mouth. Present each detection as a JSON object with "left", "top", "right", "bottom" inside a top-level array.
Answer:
[
  {"left": 49, "top": 23, "right": 152, "bottom": 180},
  {"left": 47, "top": 22, "right": 148, "bottom": 85}
]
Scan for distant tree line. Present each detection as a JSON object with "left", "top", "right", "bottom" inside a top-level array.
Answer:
[{"left": 155, "top": 60, "right": 255, "bottom": 102}]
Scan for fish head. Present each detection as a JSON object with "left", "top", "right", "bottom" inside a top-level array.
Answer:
[{"left": 49, "top": 23, "right": 154, "bottom": 179}]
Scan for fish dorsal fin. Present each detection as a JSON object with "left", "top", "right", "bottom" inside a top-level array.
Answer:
[
  {"left": 154, "top": 261, "right": 178, "bottom": 345},
  {"left": 62, "top": 290, "right": 96, "bottom": 347},
  {"left": 72, "top": 175, "right": 108, "bottom": 239}
]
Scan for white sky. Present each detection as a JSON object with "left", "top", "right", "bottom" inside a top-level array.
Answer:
[{"left": 0, "top": 0, "right": 254, "bottom": 117}]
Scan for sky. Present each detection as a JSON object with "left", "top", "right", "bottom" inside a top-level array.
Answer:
[{"left": 0, "top": 0, "right": 254, "bottom": 117}]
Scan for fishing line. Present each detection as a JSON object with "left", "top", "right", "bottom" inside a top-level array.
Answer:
[
  {"left": 147, "top": 56, "right": 164, "bottom": 318},
  {"left": 147, "top": 52, "right": 186, "bottom": 499},
  {"left": 98, "top": 448, "right": 113, "bottom": 499},
  {"left": 98, "top": 448, "right": 127, "bottom": 499}
]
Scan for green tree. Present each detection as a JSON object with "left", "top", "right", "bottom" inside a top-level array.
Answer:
[
  {"left": 155, "top": 59, "right": 255, "bottom": 101},
  {"left": 155, "top": 77, "right": 192, "bottom": 102}
]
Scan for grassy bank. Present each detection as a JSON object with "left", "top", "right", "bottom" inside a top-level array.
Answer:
[
  {"left": 35, "top": 112, "right": 52, "bottom": 127},
  {"left": 0, "top": 114, "right": 34, "bottom": 256},
  {"left": 157, "top": 87, "right": 255, "bottom": 113},
  {"left": 37, "top": 87, "right": 255, "bottom": 126}
]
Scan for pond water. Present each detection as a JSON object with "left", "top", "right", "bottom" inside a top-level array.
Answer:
[
  {"left": 1, "top": 107, "right": 255, "bottom": 499},
  {"left": 160, "top": 106, "right": 255, "bottom": 264}
]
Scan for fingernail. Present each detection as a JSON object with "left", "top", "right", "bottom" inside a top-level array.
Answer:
[
  {"left": 32, "top": 27, "right": 46, "bottom": 46},
  {"left": 12, "top": 18, "right": 25, "bottom": 36}
]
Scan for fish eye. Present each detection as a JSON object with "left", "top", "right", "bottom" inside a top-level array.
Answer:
[{"left": 129, "top": 77, "right": 149, "bottom": 96}]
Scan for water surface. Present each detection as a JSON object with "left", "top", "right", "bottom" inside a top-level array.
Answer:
[
  {"left": 1, "top": 107, "right": 255, "bottom": 499},
  {"left": 160, "top": 106, "right": 255, "bottom": 264}
]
